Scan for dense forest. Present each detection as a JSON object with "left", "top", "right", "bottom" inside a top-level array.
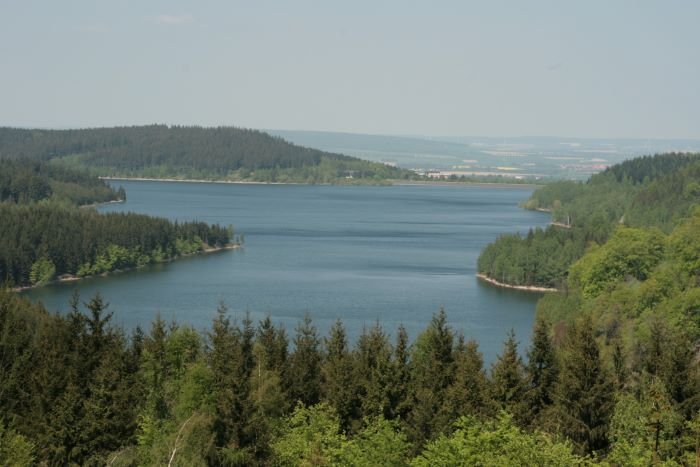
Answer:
[
  {"left": 0, "top": 159, "right": 121, "bottom": 206},
  {"left": 4, "top": 264, "right": 700, "bottom": 465},
  {"left": 478, "top": 153, "right": 700, "bottom": 288},
  {"left": 0, "top": 160, "right": 236, "bottom": 287},
  {"left": 4, "top": 151, "right": 700, "bottom": 465},
  {"left": 0, "top": 126, "right": 413, "bottom": 183},
  {"left": 0, "top": 204, "right": 234, "bottom": 287},
  {"left": 0, "top": 290, "right": 652, "bottom": 465}
]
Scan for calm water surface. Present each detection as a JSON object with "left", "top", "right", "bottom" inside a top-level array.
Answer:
[{"left": 25, "top": 181, "right": 549, "bottom": 362}]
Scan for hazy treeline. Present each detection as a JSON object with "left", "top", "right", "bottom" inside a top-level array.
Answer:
[
  {"left": 0, "top": 125, "right": 413, "bottom": 183},
  {"left": 478, "top": 153, "right": 700, "bottom": 287},
  {"left": 0, "top": 159, "right": 121, "bottom": 206}
]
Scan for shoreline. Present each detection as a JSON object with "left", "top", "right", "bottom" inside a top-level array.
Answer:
[
  {"left": 13, "top": 244, "right": 241, "bottom": 293},
  {"left": 100, "top": 176, "right": 305, "bottom": 186},
  {"left": 476, "top": 273, "right": 558, "bottom": 293},
  {"left": 79, "top": 199, "right": 126, "bottom": 209},
  {"left": 100, "top": 176, "right": 543, "bottom": 189},
  {"left": 392, "top": 180, "right": 543, "bottom": 188}
]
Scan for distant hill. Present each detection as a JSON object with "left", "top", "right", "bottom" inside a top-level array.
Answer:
[
  {"left": 0, "top": 125, "right": 412, "bottom": 183},
  {"left": 269, "top": 129, "right": 482, "bottom": 171}
]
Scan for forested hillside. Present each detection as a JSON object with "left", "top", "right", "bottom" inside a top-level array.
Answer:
[
  {"left": 0, "top": 159, "right": 122, "bottom": 205},
  {"left": 4, "top": 152, "right": 700, "bottom": 465},
  {"left": 0, "top": 204, "right": 233, "bottom": 287},
  {"left": 478, "top": 153, "right": 700, "bottom": 288},
  {"left": 0, "top": 126, "right": 412, "bottom": 183},
  {"left": 468, "top": 152, "right": 700, "bottom": 465},
  {"left": 0, "top": 159, "right": 236, "bottom": 288}
]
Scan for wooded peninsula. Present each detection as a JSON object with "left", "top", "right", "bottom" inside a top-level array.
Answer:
[{"left": 0, "top": 159, "right": 237, "bottom": 288}]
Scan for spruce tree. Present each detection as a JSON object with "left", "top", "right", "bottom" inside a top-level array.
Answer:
[
  {"left": 406, "top": 308, "right": 454, "bottom": 448},
  {"left": 490, "top": 329, "right": 527, "bottom": 422},
  {"left": 553, "top": 316, "right": 614, "bottom": 455},
  {"left": 230, "top": 313, "right": 255, "bottom": 450},
  {"left": 389, "top": 325, "right": 411, "bottom": 421},
  {"left": 288, "top": 313, "right": 322, "bottom": 406},
  {"left": 355, "top": 322, "right": 393, "bottom": 421},
  {"left": 208, "top": 302, "right": 239, "bottom": 450},
  {"left": 322, "top": 320, "right": 359, "bottom": 432},
  {"left": 525, "top": 318, "right": 558, "bottom": 424},
  {"left": 143, "top": 313, "right": 169, "bottom": 421},
  {"left": 442, "top": 336, "right": 491, "bottom": 425},
  {"left": 250, "top": 317, "right": 289, "bottom": 460}
]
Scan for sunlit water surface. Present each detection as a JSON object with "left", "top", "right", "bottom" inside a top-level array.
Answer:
[{"left": 25, "top": 181, "right": 549, "bottom": 362}]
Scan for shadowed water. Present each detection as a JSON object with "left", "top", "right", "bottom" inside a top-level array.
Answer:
[{"left": 25, "top": 181, "right": 549, "bottom": 362}]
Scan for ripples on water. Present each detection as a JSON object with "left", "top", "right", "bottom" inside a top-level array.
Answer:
[{"left": 25, "top": 182, "right": 549, "bottom": 362}]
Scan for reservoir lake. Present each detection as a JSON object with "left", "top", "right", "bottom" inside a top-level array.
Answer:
[{"left": 25, "top": 181, "right": 550, "bottom": 363}]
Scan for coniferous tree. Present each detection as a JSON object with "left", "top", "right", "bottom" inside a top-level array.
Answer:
[
  {"left": 208, "top": 303, "right": 239, "bottom": 451},
  {"left": 524, "top": 318, "right": 558, "bottom": 424},
  {"left": 288, "top": 314, "right": 322, "bottom": 406},
  {"left": 389, "top": 325, "right": 411, "bottom": 421},
  {"left": 355, "top": 322, "right": 393, "bottom": 421},
  {"left": 611, "top": 337, "right": 627, "bottom": 390},
  {"left": 490, "top": 329, "right": 527, "bottom": 423},
  {"left": 441, "top": 336, "right": 491, "bottom": 425},
  {"left": 662, "top": 329, "right": 700, "bottom": 418},
  {"left": 142, "top": 313, "right": 169, "bottom": 421},
  {"left": 250, "top": 317, "right": 289, "bottom": 460},
  {"left": 81, "top": 337, "right": 137, "bottom": 459},
  {"left": 322, "top": 320, "right": 359, "bottom": 432},
  {"left": 553, "top": 316, "right": 614, "bottom": 455},
  {"left": 406, "top": 308, "right": 454, "bottom": 448},
  {"left": 641, "top": 318, "right": 699, "bottom": 417}
]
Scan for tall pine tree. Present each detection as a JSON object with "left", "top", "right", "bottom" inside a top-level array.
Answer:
[
  {"left": 524, "top": 318, "right": 558, "bottom": 425},
  {"left": 553, "top": 316, "right": 614, "bottom": 455},
  {"left": 490, "top": 329, "right": 527, "bottom": 423},
  {"left": 288, "top": 314, "right": 322, "bottom": 406}
]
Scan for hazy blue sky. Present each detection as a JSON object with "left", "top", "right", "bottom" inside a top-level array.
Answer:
[{"left": 1, "top": 1, "right": 698, "bottom": 138}]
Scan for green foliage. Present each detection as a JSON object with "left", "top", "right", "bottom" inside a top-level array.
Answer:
[
  {"left": 271, "top": 402, "right": 345, "bottom": 466},
  {"left": 4, "top": 263, "right": 700, "bottom": 466},
  {"left": 29, "top": 256, "right": 55, "bottom": 285},
  {"left": 413, "top": 412, "right": 589, "bottom": 467},
  {"left": 0, "top": 202, "right": 233, "bottom": 286},
  {"left": 0, "top": 125, "right": 411, "bottom": 183},
  {"left": 441, "top": 337, "right": 492, "bottom": 422},
  {"left": 479, "top": 153, "right": 700, "bottom": 289},
  {"left": 551, "top": 316, "right": 615, "bottom": 455},
  {"left": 569, "top": 226, "right": 666, "bottom": 298},
  {"left": 289, "top": 314, "right": 323, "bottom": 407},
  {"left": 668, "top": 207, "right": 700, "bottom": 278},
  {"left": 490, "top": 330, "right": 527, "bottom": 422},
  {"left": 271, "top": 404, "right": 410, "bottom": 467},
  {"left": 338, "top": 417, "right": 410, "bottom": 467},
  {"left": 608, "top": 380, "right": 683, "bottom": 466},
  {"left": 0, "top": 159, "right": 118, "bottom": 205},
  {"left": 525, "top": 317, "right": 559, "bottom": 424},
  {"left": 353, "top": 323, "right": 396, "bottom": 421},
  {"left": 478, "top": 226, "right": 585, "bottom": 288},
  {"left": 406, "top": 308, "right": 454, "bottom": 447},
  {"left": 0, "top": 423, "right": 35, "bottom": 467},
  {"left": 322, "top": 320, "right": 360, "bottom": 433}
]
